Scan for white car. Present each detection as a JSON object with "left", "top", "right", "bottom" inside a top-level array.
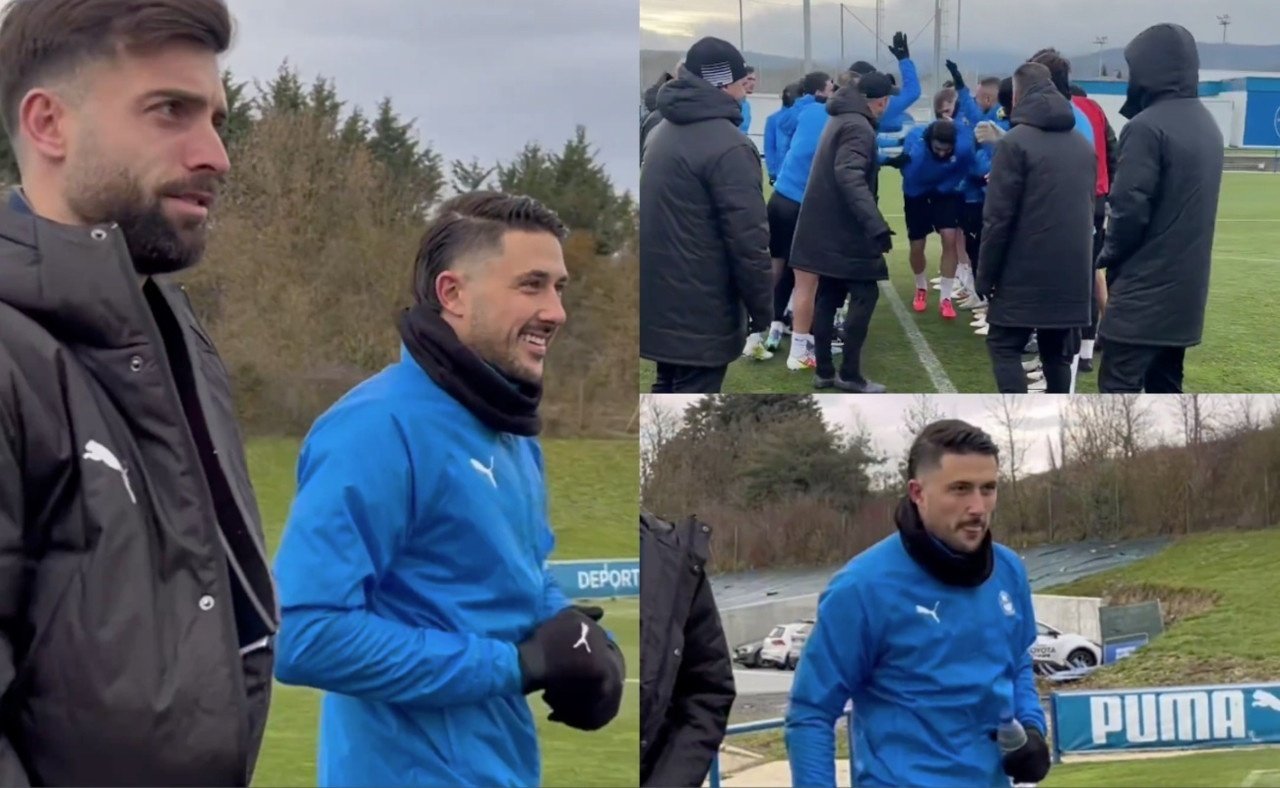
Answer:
[
  {"left": 1030, "top": 621, "right": 1101, "bottom": 670},
  {"left": 760, "top": 621, "right": 813, "bottom": 670}
]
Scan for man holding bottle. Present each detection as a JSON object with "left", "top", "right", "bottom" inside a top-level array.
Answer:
[{"left": 784, "top": 420, "right": 1051, "bottom": 787}]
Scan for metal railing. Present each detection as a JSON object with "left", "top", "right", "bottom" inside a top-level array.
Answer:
[{"left": 707, "top": 706, "right": 855, "bottom": 788}]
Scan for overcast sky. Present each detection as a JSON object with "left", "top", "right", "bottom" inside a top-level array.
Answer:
[
  {"left": 223, "top": 0, "right": 640, "bottom": 193},
  {"left": 642, "top": 0, "right": 1279, "bottom": 59},
  {"left": 645, "top": 394, "right": 1280, "bottom": 476}
]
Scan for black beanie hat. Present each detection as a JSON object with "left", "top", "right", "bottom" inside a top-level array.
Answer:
[{"left": 684, "top": 37, "right": 749, "bottom": 87}]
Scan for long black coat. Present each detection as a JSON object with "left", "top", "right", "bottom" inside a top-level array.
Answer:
[
  {"left": 639, "top": 513, "right": 735, "bottom": 787},
  {"left": 640, "top": 71, "right": 773, "bottom": 368},
  {"left": 788, "top": 86, "right": 892, "bottom": 281},
  {"left": 0, "top": 197, "right": 278, "bottom": 785},
  {"left": 1098, "top": 23, "right": 1224, "bottom": 347},
  {"left": 977, "top": 79, "right": 1097, "bottom": 329}
]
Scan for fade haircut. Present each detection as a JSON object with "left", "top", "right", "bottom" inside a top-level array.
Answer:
[
  {"left": 781, "top": 81, "right": 801, "bottom": 108},
  {"left": 412, "top": 191, "right": 568, "bottom": 309},
  {"left": 979, "top": 76, "right": 1001, "bottom": 90},
  {"left": 800, "top": 71, "right": 830, "bottom": 96},
  {"left": 907, "top": 419, "right": 999, "bottom": 479},
  {"left": 1013, "top": 61, "right": 1053, "bottom": 97},
  {"left": 0, "top": 0, "right": 233, "bottom": 141},
  {"left": 933, "top": 87, "right": 957, "bottom": 117},
  {"left": 1029, "top": 47, "right": 1072, "bottom": 98}
]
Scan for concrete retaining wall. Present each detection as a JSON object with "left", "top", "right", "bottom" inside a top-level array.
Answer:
[{"left": 1032, "top": 594, "right": 1103, "bottom": 642}]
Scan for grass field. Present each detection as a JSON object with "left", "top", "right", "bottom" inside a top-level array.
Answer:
[
  {"left": 244, "top": 437, "right": 639, "bottom": 787},
  {"left": 640, "top": 170, "right": 1280, "bottom": 394}
]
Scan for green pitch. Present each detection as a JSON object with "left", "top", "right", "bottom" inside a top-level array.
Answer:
[
  {"left": 640, "top": 170, "right": 1280, "bottom": 393},
  {"left": 245, "top": 437, "right": 639, "bottom": 787}
]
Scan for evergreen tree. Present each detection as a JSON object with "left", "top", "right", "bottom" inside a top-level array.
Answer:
[
  {"left": 450, "top": 157, "right": 496, "bottom": 192},
  {"left": 256, "top": 61, "right": 308, "bottom": 117},
  {"left": 219, "top": 70, "right": 256, "bottom": 150}
]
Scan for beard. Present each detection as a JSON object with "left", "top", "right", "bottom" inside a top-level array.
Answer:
[
  {"left": 466, "top": 305, "right": 551, "bottom": 386},
  {"left": 65, "top": 158, "right": 218, "bottom": 276}
]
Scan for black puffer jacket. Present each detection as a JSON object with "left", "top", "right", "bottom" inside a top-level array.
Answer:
[
  {"left": 640, "top": 70, "right": 772, "bottom": 368},
  {"left": 977, "top": 79, "right": 1097, "bottom": 329},
  {"left": 1099, "top": 23, "right": 1224, "bottom": 347},
  {"left": 788, "top": 86, "right": 891, "bottom": 281},
  {"left": 0, "top": 196, "right": 278, "bottom": 786},
  {"left": 639, "top": 512, "right": 735, "bottom": 787}
]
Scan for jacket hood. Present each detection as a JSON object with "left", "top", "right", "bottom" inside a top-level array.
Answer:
[
  {"left": 1120, "top": 23, "right": 1199, "bottom": 119},
  {"left": 0, "top": 191, "right": 151, "bottom": 349},
  {"left": 826, "top": 85, "right": 877, "bottom": 127},
  {"left": 656, "top": 67, "right": 744, "bottom": 126},
  {"left": 1009, "top": 79, "right": 1077, "bottom": 131}
]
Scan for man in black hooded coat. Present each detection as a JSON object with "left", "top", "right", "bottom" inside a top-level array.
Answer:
[{"left": 1097, "top": 23, "right": 1224, "bottom": 393}]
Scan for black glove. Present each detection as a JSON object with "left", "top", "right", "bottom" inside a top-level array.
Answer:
[
  {"left": 876, "top": 229, "right": 894, "bottom": 254},
  {"left": 517, "top": 606, "right": 625, "bottom": 731},
  {"left": 885, "top": 152, "right": 910, "bottom": 169},
  {"left": 945, "top": 59, "right": 965, "bottom": 90},
  {"left": 769, "top": 175, "right": 777, "bottom": 186},
  {"left": 1002, "top": 726, "right": 1051, "bottom": 783},
  {"left": 888, "top": 31, "right": 909, "bottom": 61}
]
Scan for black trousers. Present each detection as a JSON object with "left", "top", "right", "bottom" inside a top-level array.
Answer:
[
  {"left": 813, "top": 277, "right": 879, "bottom": 384},
  {"left": 773, "top": 265, "right": 796, "bottom": 323},
  {"left": 652, "top": 362, "right": 729, "bottom": 394},
  {"left": 1098, "top": 341, "right": 1186, "bottom": 393},
  {"left": 1083, "top": 201, "right": 1107, "bottom": 342},
  {"left": 962, "top": 201, "right": 984, "bottom": 281},
  {"left": 986, "top": 325, "right": 1079, "bottom": 393}
]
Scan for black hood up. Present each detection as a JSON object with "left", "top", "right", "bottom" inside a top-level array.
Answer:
[
  {"left": 826, "top": 85, "right": 878, "bottom": 127},
  {"left": 894, "top": 497, "right": 994, "bottom": 587},
  {"left": 1009, "top": 78, "right": 1077, "bottom": 132},
  {"left": 1120, "top": 23, "right": 1200, "bottom": 119},
  {"left": 656, "top": 67, "right": 744, "bottom": 126}
]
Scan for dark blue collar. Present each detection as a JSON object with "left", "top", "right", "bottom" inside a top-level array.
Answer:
[{"left": 8, "top": 189, "right": 30, "bottom": 215}]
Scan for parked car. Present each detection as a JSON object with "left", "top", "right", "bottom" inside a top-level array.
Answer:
[
  {"left": 1030, "top": 621, "right": 1101, "bottom": 670},
  {"left": 760, "top": 621, "right": 813, "bottom": 669},
  {"left": 733, "top": 639, "right": 764, "bottom": 668}
]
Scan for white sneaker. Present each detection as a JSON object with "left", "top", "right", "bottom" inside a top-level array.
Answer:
[
  {"left": 742, "top": 332, "right": 773, "bottom": 361},
  {"left": 954, "top": 288, "right": 972, "bottom": 303},
  {"left": 765, "top": 323, "right": 785, "bottom": 351},
  {"left": 974, "top": 324, "right": 990, "bottom": 336},
  {"left": 1028, "top": 380, "right": 1047, "bottom": 392},
  {"left": 970, "top": 316, "right": 987, "bottom": 329},
  {"left": 930, "top": 276, "right": 942, "bottom": 285},
  {"left": 960, "top": 295, "right": 986, "bottom": 310},
  {"left": 786, "top": 353, "right": 816, "bottom": 371},
  {"left": 1027, "top": 369, "right": 1045, "bottom": 383},
  {"left": 1022, "top": 359, "right": 1042, "bottom": 372}
]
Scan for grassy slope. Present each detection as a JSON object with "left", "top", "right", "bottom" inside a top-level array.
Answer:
[{"left": 245, "top": 437, "right": 639, "bottom": 787}]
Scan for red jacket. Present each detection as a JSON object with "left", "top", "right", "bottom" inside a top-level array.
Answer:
[{"left": 1073, "top": 95, "right": 1112, "bottom": 197}]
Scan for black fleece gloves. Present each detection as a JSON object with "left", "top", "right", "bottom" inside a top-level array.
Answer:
[
  {"left": 517, "top": 605, "right": 626, "bottom": 731},
  {"left": 1002, "top": 726, "right": 1052, "bottom": 783}
]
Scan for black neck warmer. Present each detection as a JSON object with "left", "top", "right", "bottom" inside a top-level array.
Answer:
[
  {"left": 397, "top": 303, "right": 542, "bottom": 436},
  {"left": 895, "top": 496, "right": 993, "bottom": 587}
]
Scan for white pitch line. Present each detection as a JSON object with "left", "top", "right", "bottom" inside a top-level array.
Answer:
[
  {"left": 1216, "top": 253, "right": 1280, "bottom": 264},
  {"left": 878, "top": 280, "right": 957, "bottom": 393}
]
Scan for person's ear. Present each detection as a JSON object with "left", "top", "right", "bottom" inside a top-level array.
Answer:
[
  {"left": 907, "top": 479, "right": 925, "bottom": 506},
  {"left": 435, "top": 269, "right": 467, "bottom": 317},
  {"left": 19, "top": 88, "right": 72, "bottom": 163}
]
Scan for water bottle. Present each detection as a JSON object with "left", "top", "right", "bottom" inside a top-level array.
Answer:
[{"left": 997, "top": 716, "right": 1028, "bottom": 754}]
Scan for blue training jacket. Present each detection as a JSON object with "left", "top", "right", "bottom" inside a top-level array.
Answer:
[
  {"left": 272, "top": 347, "right": 571, "bottom": 787},
  {"left": 899, "top": 123, "right": 975, "bottom": 198},
  {"left": 773, "top": 97, "right": 829, "bottom": 203},
  {"left": 786, "top": 532, "right": 1045, "bottom": 788},
  {"left": 776, "top": 95, "right": 811, "bottom": 164},
  {"left": 963, "top": 115, "right": 1012, "bottom": 204},
  {"left": 740, "top": 97, "right": 753, "bottom": 134},
  {"left": 877, "top": 58, "right": 921, "bottom": 134},
  {"left": 764, "top": 108, "right": 787, "bottom": 179}
]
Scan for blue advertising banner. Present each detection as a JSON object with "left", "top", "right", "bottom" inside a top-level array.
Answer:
[
  {"left": 547, "top": 558, "right": 639, "bottom": 599},
  {"left": 1053, "top": 682, "right": 1280, "bottom": 755},
  {"left": 1103, "top": 634, "right": 1149, "bottom": 664},
  {"left": 1242, "top": 79, "right": 1280, "bottom": 147}
]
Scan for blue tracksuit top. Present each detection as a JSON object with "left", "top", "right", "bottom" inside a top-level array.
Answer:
[
  {"left": 776, "top": 96, "right": 810, "bottom": 162},
  {"left": 957, "top": 86, "right": 1001, "bottom": 128},
  {"left": 786, "top": 533, "right": 1045, "bottom": 788},
  {"left": 740, "top": 97, "right": 753, "bottom": 133},
  {"left": 900, "top": 124, "right": 975, "bottom": 198},
  {"left": 272, "top": 347, "right": 571, "bottom": 787},
  {"left": 876, "top": 58, "right": 921, "bottom": 134},
  {"left": 963, "top": 116, "right": 1012, "bottom": 204},
  {"left": 773, "top": 97, "right": 829, "bottom": 203},
  {"left": 764, "top": 108, "right": 786, "bottom": 178}
]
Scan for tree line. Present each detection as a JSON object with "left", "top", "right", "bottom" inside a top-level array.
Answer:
[
  {"left": 641, "top": 394, "right": 1280, "bottom": 573},
  {"left": 1, "top": 63, "right": 638, "bottom": 437}
]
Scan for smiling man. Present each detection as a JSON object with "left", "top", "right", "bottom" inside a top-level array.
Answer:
[
  {"left": 785, "top": 420, "right": 1051, "bottom": 788},
  {"left": 271, "top": 191, "right": 626, "bottom": 787},
  {"left": 0, "top": 1, "right": 278, "bottom": 785}
]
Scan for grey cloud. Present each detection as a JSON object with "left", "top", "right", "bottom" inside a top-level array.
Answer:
[{"left": 224, "top": 0, "right": 640, "bottom": 193}]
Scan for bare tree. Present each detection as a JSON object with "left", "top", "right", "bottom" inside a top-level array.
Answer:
[
  {"left": 899, "top": 394, "right": 946, "bottom": 442},
  {"left": 1177, "top": 393, "right": 1217, "bottom": 447},
  {"left": 640, "top": 395, "right": 686, "bottom": 487},
  {"left": 1113, "top": 394, "right": 1154, "bottom": 460},
  {"left": 987, "top": 395, "right": 1030, "bottom": 538}
]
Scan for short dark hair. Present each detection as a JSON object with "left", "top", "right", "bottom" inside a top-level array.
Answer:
[
  {"left": 1069, "top": 82, "right": 1087, "bottom": 97},
  {"left": 0, "top": 0, "right": 233, "bottom": 140},
  {"left": 998, "top": 77, "right": 1014, "bottom": 116},
  {"left": 745, "top": 65, "right": 756, "bottom": 75},
  {"left": 980, "top": 76, "right": 1001, "bottom": 89},
  {"left": 907, "top": 419, "right": 999, "bottom": 479},
  {"left": 800, "top": 71, "right": 830, "bottom": 96},
  {"left": 411, "top": 191, "right": 568, "bottom": 308},
  {"left": 781, "top": 81, "right": 801, "bottom": 108},
  {"left": 1014, "top": 61, "right": 1053, "bottom": 97},
  {"left": 1029, "top": 47, "right": 1072, "bottom": 98}
]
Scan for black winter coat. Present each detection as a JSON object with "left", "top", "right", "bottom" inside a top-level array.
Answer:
[
  {"left": 0, "top": 196, "right": 278, "bottom": 786},
  {"left": 788, "top": 86, "right": 892, "bottom": 281},
  {"left": 1099, "top": 23, "right": 1224, "bottom": 347},
  {"left": 977, "top": 80, "right": 1097, "bottom": 329},
  {"left": 640, "top": 71, "right": 773, "bottom": 368},
  {"left": 639, "top": 513, "right": 735, "bottom": 788}
]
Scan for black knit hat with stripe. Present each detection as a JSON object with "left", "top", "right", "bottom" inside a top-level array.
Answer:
[{"left": 684, "top": 36, "right": 749, "bottom": 87}]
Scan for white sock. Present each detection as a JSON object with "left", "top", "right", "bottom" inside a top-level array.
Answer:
[
  {"left": 914, "top": 273, "right": 927, "bottom": 290},
  {"left": 941, "top": 277, "right": 955, "bottom": 301},
  {"left": 771, "top": 320, "right": 787, "bottom": 333},
  {"left": 1080, "top": 339, "right": 1095, "bottom": 360},
  {"left": 961, "top": 264, "right": 974, "bottom": 292},
  {"left": 790, "top": 333, "right": 812, "bottom": 358}
]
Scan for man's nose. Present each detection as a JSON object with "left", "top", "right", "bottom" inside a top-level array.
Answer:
[
  {"left": 540, "top": 290, "right": 567, "bottom": 326},
  {"left": 188, "top": 121, "right": 231, "bottom": 176}
]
